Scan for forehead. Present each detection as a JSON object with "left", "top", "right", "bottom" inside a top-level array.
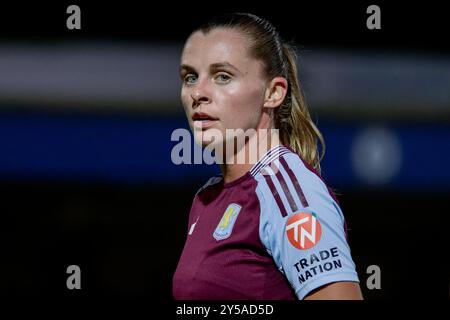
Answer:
[{"left": 181, "top": 28, "right": 257, "bottom": 70}]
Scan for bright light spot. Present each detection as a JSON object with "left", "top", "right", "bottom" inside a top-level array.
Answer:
[{"left": 351, "top": 126, "right": 402, "bottom": 185}]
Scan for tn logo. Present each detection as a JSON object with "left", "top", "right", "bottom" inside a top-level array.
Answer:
[{"left": 286, "top": 212, "right": 322, "bottom": 250}]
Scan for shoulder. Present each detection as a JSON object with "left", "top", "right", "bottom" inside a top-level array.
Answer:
[
  {"left": 253, "top": 150, "right": 342, "bottom": 221},
  {"left": 252, "top": 150, "right": 358, "bottom": 300},
  {"left": 194, "top": 175, "right": 223, "bottom": 196}
]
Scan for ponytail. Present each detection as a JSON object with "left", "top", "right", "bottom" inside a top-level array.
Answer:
[{"left": 275, "top": 44, "right": 325, "bottom": 174}]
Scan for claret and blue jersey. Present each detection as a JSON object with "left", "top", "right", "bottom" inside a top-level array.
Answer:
[{"left": 173, "top": 145, "right": 359, "bottom": 300}]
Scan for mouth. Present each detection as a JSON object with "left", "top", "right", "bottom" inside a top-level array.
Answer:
[{"left": 192, "top": 112, "right": 218, "bottom": 129}]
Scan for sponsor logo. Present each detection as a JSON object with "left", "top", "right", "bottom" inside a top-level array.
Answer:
[
  {"left": 292, "top": 247, "right": 343, "bottom": 284},
  {"left": 213, "top": 203, "right": 242, "bottom": 241},
  {"left": 286, "top": 211, "right": 322, "bottom": 250}
]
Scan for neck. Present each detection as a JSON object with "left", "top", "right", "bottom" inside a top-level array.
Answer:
[
  {"left": 220, "top": 162, "right": 253, "bottom": 184},
  {"left": 218, "top": 127, "right": 280, "bottom": 184}
]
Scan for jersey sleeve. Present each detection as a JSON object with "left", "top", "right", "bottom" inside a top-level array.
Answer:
[{"left": 256, "top": 153, "right": 359, "bottom": 300}]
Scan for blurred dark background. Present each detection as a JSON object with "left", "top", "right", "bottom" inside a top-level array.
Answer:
[{"left": 0, "top": 1, "right": 448, "bottom": 300}]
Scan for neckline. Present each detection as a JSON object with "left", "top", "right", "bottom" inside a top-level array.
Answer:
[
  {"left": 220, "top": 171, "right": 253, "bottom": 188},
  {"left": 219, "top": 144, "right": 289, "bottom": 188}
]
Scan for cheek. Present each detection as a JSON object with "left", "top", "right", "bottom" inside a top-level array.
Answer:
[
  {"left": 219, "top": 84, "right": 263, "bottom": 128},
  {"left": 181, "top": 90, "right": 192, "bottom": 117}
]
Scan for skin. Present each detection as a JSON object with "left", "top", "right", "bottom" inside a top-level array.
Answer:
[
  {"left": 180, "top": 27, "right": 363, "bottom": 300},
  {"left": 180, "top": 28, "right": 286, "bottom": 183}
]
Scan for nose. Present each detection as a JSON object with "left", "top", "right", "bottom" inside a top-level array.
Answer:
[{"left": 191, "top": 83, "right": 211, "bottom": 108}]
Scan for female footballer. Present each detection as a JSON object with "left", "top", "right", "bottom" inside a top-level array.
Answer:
[{"left": 173, "top": 13, "right": 363, "bottom": 300}]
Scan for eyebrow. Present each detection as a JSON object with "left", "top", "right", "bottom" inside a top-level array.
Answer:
[
  {"left": 210, "top": 62, "right": 241, "bottom": 74},
  {"left": 179, "top": 64, "right": 194, "bottom": 74},
  {"left": 179, "top": 61, "right": 241, "bottom": 75}
]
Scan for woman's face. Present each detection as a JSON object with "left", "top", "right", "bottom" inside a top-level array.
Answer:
[{"left": 180, "top": 28, "right": 268, "bottom": 147}]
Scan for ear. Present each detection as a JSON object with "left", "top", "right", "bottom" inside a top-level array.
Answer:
[{"left": 263, "top": 77, "right": 288, "bottom": 109}]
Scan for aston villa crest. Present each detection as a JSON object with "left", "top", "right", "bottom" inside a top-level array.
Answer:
[{"left": 213, "top": 203, "right": 242, "bottom": 241}]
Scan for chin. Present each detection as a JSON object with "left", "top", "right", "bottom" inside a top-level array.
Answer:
[
  {"left": 193, "top": 128, "right": 223, "bottom": 148},
  {"left": 201, "top": 136, "right": 224, "bottom": 151}
]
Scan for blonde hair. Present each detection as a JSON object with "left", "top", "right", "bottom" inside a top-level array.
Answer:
[
  {"left": 276, "top": 44, "right": 325, "bottom": 173},
  {"left": 197, "top": 13, "right": 325, "bottom": 173}
]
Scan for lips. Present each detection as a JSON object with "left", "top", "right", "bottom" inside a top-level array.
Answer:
[
  {"left": 192, "top": 112, "right": 218, "bottom": 121},
  {"left": 192, "top": 112, "right": 218, "bottom": 129}
]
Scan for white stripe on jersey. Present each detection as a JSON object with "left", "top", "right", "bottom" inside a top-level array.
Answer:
[{"left": 250, "top": 145, "right": 291, "bottom": 176}]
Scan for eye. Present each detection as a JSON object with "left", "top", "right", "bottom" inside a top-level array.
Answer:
[
  {"left": 183, "top": 74, "right": 197, "bottom": 85},
  {"left": 215, "top": 73, "right": 231, "bottom": 83}
]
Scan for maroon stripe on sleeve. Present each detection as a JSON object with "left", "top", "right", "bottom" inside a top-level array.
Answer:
[
  {"left": 261, "top": 168, "right": 288, "bottom": 217},
  {"left": 282, "top": 145, "right": 349, "bottom": 240},
  {"left": 279, "top": 156, "right": 309, "bottom": 208},
  {"left": 283, "top": 145, "right": 341, "bottom": 207},
  {"left": 275, "top": 164, "right": 298, "bottom": 213}
]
